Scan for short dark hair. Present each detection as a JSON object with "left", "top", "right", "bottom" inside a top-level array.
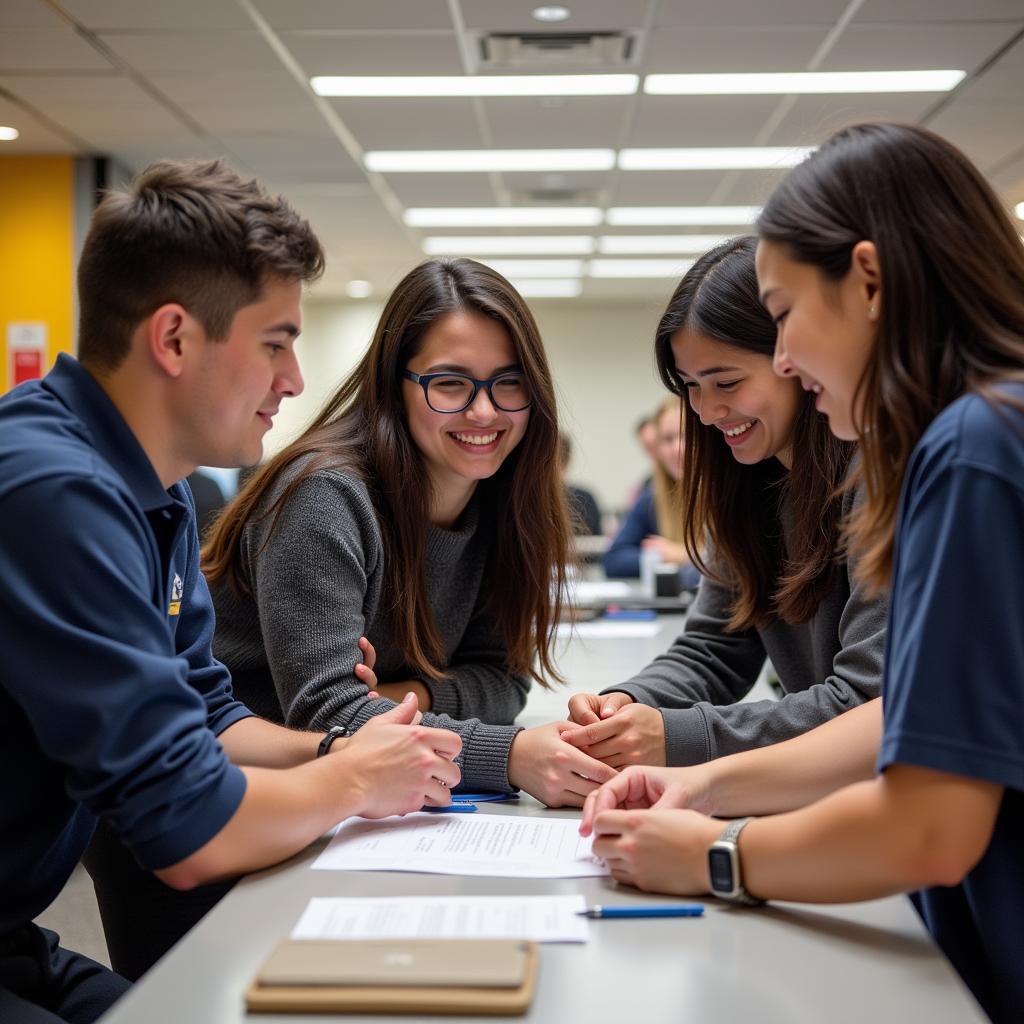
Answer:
[{"left": 77, "top": 159, "right": 325, "bottom": 372}]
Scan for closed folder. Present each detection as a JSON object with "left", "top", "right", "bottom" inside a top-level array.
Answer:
[{"left": 245, "top": 938, "right": 538, "bottom": 1015}]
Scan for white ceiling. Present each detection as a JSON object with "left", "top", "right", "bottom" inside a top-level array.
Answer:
[{"left": 1, "top": 0, "right": 1023, "bottom": 302}]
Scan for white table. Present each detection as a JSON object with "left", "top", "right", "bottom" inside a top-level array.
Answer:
[{"left": 97, "top": 613, "right": 984, "bottom": 1023}]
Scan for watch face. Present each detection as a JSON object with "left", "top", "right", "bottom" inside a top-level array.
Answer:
[{"left": 708, "top": 848, "right": 735, "bottom": 893}]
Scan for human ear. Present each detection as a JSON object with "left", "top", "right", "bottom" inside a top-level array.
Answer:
[
  {"left": 144, "top": 303, "right": 194, "bottom": 378},
  {"left": 850, "top": 240, "right": 881, "bottom": 320}
]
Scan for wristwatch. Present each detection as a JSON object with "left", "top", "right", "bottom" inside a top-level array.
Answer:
[
  {"left": 316, "top": 725, "right": 350, "bottom": 758},
  {"left": 707, "top": 817, "right": 764, "bottom": 905}
]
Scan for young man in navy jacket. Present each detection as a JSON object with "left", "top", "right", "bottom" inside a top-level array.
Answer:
[{"left": 0, "top": 160, "right": 461, "bottom": 1024}]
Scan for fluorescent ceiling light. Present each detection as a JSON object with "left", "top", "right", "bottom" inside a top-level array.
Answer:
[
  {"left": 598, "top": 234, "right": 732, "bottom": 254},
  {"left": 482, "top": 259, "right": 585, "bottom": 277},
  {"left": 405, "top": 207, "right": 603, "bottom": 227},
  {"left": 588, "top": 259, "right": 695, "bottom": 278},
  {"left": 606, "top": 206, "right": 760, "bottom": 226},
  {"left": 1016, "top": 201, "right": 1024, "bottom": 220},
  {"left": 0, "top": 126, "right": 19, "bottom": 141},
  {"left": 532, "top": 5, "right": 572, "bottom": 22},
  {"left": 510, "top": 279, "right": 582, "bottom": 297},
  {"left": 345, "top": 280, "right": 373, "bottom": 298},
  {"left": 423, "top": 236, "right": 595, "bottom": 255},
  {"left": 619, "top": 147, "right": 812, "bottom": 170},
  {"left": 645, "top": 70, "right": 965, "bottom": 95},
  {"left": 366, "top": 149, "right": 615, "bottom": 173},
  {"left": 312, "top": 75, "right": 636, "bottom": 97}
]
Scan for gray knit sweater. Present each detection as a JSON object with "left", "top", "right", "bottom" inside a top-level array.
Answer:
[
  {"left": 211, "top": 459, "right": 525, "bottom": 792},
  {"left": 605, "top": 488, "right": 887, "bottom": 766}
]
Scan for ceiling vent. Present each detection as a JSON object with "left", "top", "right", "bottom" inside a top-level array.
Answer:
[
  {"left": 517, "top": 187, "right": 597, "bottom": 205},
  {"left": 478, "top": 31, "right": 637, "bottom": 69}
]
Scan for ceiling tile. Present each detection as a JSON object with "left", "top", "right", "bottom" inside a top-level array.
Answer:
[
  {"left": 460, "top": 0, "right": 650, "bottom": 32},
  {"left": 769, "top": 93, "right": 938, "bottom": 146},
  {"left": 283, "top": 31, "right": 464, "bottom": 76},
  {"left": 0, "top": 91, "right": 82, "bottom": 150},
  {"left": 0, "top": 1, "right": 66, "bottom": 29},
  {"left": 856, "top": 0, "right": 1024, "bottom": 23},
  {"left": 96, "top": 31, "right": 277, "bottom": 76},
  {"left": 0, "top": 28, "right": 114, "bottom": 71},
  {"left": 644, "top": 27, "right": 825, "bottom": 72},
  {"left": 656, "top": 0, "right": 847, "bottom": 28},
  {"left": 608, "top": 170, "right": 725, "bottom": 205},
  {"left": 61, "top": 0, "right": 252, "bottom": 31},
  {"left": 484, "top": 96, "right": 632, "bottom": 147},
  {"left": 253, "top": 0, "right": 454, "bottom": 32},
  {"left": 629, "top": 96, "right": 779, "bottom": 146},
  {"left": 821, "top": 21, "right": 1020, "bottom": 70},
  {"left": 385, "top": 176, "right": 498, "bottom": 206},
  {"left": 219, "top": 134, "right": 364, "bottom": 184},
  {"left": 329, "top": 98, "right": 484, "bottom": 149},
  {"left": 153, "top": 73, "right": 326, "bottom": 135}
]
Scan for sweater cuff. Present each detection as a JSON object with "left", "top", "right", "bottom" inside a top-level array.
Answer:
[
  {"left": 457, "top": 724, "right": 521, "bottom": 794},
  {"left": 661, "top": 707, "right": 713, "bottom": 767}
]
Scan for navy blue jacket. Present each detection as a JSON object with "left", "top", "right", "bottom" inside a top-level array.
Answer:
[{"left": 0, "top": 355, "right": 251, "bottom": 933}]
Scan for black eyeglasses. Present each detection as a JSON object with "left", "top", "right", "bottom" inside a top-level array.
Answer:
[{"left": 403, "top": 370, "right": 532, "bottom": 414}]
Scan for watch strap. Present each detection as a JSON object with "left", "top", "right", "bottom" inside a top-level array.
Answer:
[
  {"left": 316, "top": 725, "right": 350, "bottom": 758},
  {"left": 712, "top": 817, "right": 763, "bottom": 906}
]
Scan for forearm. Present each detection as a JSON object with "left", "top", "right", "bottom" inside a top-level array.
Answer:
[
  {"left": 156, "top": 759, "right": 360, "bottom": 889},
  {"left": 741, "top": 764, "right": 999, "bottom": 903},
  {"left": 706, "top": 699, "right": 882, "bottom": 816},
  {"left": 217, "top": 715, "right": 324, "bottom": 768}
]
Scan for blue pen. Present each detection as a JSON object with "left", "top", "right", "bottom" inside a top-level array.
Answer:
[
  {"left": 576, "top": 904, "right": 704, "bottom": 919},
  {"left": 421, "top": 803, "right": 478, "bottom": 813}
]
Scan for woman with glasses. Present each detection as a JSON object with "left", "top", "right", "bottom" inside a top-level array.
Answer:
[
  {"left": 563, "top": 236, "right": 886, "bottom": 770},
  {"left": 203, "top": 257, "right": 615, "bottom": 806}
]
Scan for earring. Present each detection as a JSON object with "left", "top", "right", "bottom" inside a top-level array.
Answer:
[{"left": 868, "top": 304, "right": 878, "bottom": 319}]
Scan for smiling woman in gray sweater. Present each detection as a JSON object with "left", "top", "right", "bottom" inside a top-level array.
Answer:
[
  {"left": 564, "top": 237, "right": 885, "bottom": 768},
  {"left": 205, "top": 258, "right": 615, "bottom": 806}
]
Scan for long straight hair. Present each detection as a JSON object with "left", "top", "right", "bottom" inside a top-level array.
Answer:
[
  {"left": 650, "top": 396, "right": 686, "bottom": 546},
  {"left": 654, "top": 236, "right": 854, "bottom": 630},
  {"left": 203, "top": 258, "right": 571, "bottom": 686},
  {"left": 758, "top": 123, "right": 1024, "bottom": 593}
]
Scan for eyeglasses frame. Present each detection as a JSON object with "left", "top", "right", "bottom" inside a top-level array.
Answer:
[{"left": 402, "top": 369, "right": 533, "bottom": 414}]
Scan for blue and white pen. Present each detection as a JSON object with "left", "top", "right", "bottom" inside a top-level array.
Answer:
[{"left": 577, "top": 904, "right": 704, "bottom": 919}]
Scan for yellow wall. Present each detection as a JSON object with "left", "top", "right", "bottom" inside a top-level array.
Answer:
[{"left": 0, "top": 156, "right": 76, "bottom": 393}]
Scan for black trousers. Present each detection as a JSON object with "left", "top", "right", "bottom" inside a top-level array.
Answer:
[
  {"left": 0, "top": 924, "right": 129, "bottom": 1024},
  {"left": 82, "top": 820, "right": 236, "bottom": 981}
]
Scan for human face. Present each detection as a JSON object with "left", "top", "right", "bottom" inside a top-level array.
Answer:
[
  {"left": 672, "top": 327, "right": 801, "bottom": 469},
  {"left": 756, "top": 239, "right": 880, "bottom": 441},
  {"left": 403, "top": 309, "right": 530, "bottom": 502},
  {"left": 653, "top": 404, "right": 684, "bottom": 481},
  {"left": 182, "top": 276, "right": 304, "bottom": 469}
]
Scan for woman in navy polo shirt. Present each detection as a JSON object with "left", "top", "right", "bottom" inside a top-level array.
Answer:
[{"left": 581, "top": 122, "right": 1024, "bottom": 1022}]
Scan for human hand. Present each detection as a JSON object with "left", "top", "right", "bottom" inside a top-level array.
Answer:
[
  {"left": 560, "top": 703, "right": 666, "bottom": 769},
  {"left": 335, "top": 694, "right": 461, "bottom": 817},
  {"left": 579, "top": 764, "right": 715, "bottom": 836},
  {"left": 591, "top": 808, "right": 720, "bottom": 894},
  {"left": 355, "top": 636, "right": 379, "bottom": 696},
  {"left": 507, "top": 721, "right": 618, "bottom": 808},
  {"left": 566, "top": 690, "right": 633, "bottom": 726}
]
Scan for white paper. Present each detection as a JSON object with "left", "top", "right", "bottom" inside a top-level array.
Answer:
[
  {"left": 291, "top": 894, "right": 589, "bottom": 943},
  {"left": 570, "top": 580, "right": 632, "bottom": 602},
  {"left": 556, "top": 620, "right": 662, "bottom": 639},
  {"left": 312, "top": 812, "right": 607, "bottom": 878}
]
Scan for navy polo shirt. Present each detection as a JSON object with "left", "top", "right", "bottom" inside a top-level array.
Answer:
[
  {"left": 878, "top": 385, "right": 1024, "bottom": 1023},
  {"left": 0, "top": 354, "right": 252, "bottom": 934}
]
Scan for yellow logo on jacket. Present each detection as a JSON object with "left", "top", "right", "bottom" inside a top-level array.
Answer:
[{"left": 168, "top": 573, "right": 183, "bottom": 616}]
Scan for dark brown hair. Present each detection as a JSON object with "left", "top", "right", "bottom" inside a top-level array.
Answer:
[
  {"left": 77, "top": 159, "right": 324, "bottom": 372},
  {"left": 654, "top": 236, "right": 854, "bottom": 630},
  {"left": 758, "top": 123, "right": 1024, "bottom": 592},
  {"left": 203, "top": 258, "right": 571, "bottom": 687}
]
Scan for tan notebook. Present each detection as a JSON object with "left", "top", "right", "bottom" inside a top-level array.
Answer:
[{"left": 245, "top": 938, "right": 538, "bottom": 1016}]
